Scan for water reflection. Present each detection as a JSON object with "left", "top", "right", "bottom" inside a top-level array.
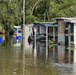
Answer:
[
  {"left": 73, "top": 48, "right": 76, "bottom": 75},
  {"left": 22, "top": 48, "right": 26, "bottom": 75},
  {"left": 58, "top": 45, "right": 65, "bottom": 63},
  {"left": 25, "top": 43, "right": 57, "bottom": 75},
  {"left": 74, "top": 48, "right": 76, "bottom": 63},
  {"left": 32, "top": 42, "right": 76, "bottom": 75},
  {"left": 0, "top": 47, "right": 23, "bottom": 75},
  {"left": 1, "top": 35, "right": 76, "bottom": 75}
]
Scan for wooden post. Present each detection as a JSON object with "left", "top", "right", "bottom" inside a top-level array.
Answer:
[{"left": 58, "top": 21, "right": 65, "bottom": 44}]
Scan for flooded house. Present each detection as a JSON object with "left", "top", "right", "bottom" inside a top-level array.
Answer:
[
  {"left": 13, "top": 24, "right": 34, "bottom": 48},
  {"left": 53, "top": 17, "right": 76, "bottom": 47},
  {"left": 33, "top": 22, "right": 58, "bottom": 42},
  {"left": 28, "top": 18, "right": 76, "bottom": 48}
]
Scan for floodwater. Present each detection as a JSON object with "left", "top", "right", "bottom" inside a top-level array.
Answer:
[{"left": 0, "top": 35, "right": 76, "bottom": 75}]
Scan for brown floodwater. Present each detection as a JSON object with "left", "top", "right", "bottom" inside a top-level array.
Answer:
[{"left": 0, "top": 35, "right": 76, "bottom": 75}]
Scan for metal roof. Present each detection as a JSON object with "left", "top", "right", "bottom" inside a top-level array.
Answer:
[
  {"left": 34, "top": 22, "right": 58, "bottom": 27},
  {"left": 53, "top": 17, "right": 76, "bottom": 23}
]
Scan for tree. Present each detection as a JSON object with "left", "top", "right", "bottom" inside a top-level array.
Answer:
[
  {"left": 0, "top": 0, "right": 76, "bottom": 28},
  {"left": 0, "top": 0, "right": 22, "bottom": 33}
]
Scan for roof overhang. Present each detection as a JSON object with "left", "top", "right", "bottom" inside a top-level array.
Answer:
[
  {"left": 53, "top": 17, "right": 76, "bottom": 23},
  {"left": 34, "top": 22, "right": 58, "bottom": 27}
]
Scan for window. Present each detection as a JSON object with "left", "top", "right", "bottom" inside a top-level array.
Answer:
[{"left": 18, "top": 30, "right": 21, "bottom": 33}]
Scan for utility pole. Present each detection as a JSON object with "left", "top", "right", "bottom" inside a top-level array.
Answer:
[
  {"left": 22, "top": 0, "right": 26, "bottom": 49},
  {"left": 22, "top": 0, "right": 26, "bottom": 75}
]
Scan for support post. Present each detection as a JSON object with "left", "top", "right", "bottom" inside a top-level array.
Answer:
[
  {"left": 34, "top": 27, "right": 37, "bottom": 50},
  {"left": 53, "top": 25, "right": 55, "bottom": 41},
  {"left": 46, "top": 26, "right": 48, "bottom": 59},
  {"left": 74, "top": 23, "right": 76, "bottom": 48},
  {"left": 58, "top": 21, "right": 65, "bottom": 45},
  {"left": 68, "top": 25, "right": 71, "bottom": 47},
  {"left": 34, "top": 30, "right": 36, "bottom": 49}
]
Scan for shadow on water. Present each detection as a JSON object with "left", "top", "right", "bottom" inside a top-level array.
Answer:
[{"left": 0, "top": 35, "right": 76, "bottom": 75}]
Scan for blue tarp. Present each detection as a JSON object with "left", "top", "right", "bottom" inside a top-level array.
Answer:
[
  {"left": 16, "top": 36, "right": 22, "bottom": 40},
  {"left": 0, "top": 37, "right": 2, "bottom": 43}
]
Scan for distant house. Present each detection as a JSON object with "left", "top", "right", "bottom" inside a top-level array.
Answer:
[{"left": 53, "top": 17, "right": 76, "bottom": 47}]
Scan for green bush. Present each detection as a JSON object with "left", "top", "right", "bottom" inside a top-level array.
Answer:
[{"left": 48, "top": 39, "right": 55, "bottom": 48}]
